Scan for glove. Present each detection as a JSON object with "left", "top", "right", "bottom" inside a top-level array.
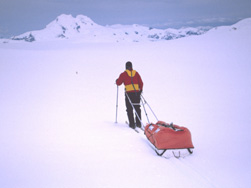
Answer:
[{"left": 139, "top": 90, "right": 142, "bottom": 96}]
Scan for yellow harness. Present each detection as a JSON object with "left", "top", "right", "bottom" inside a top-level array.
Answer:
[{"left": 125, "top": 70, "right": 139, "bottom": 92}]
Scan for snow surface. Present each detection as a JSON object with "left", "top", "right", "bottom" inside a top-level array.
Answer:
[{"left": 0, "top": 19, "right": 251, "bottom": 188}]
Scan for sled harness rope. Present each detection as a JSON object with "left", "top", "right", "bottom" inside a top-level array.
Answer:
[{"left": 125, "top": 92, "right": 158, "bottom": 129}]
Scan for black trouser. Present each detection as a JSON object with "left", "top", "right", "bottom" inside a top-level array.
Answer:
[{"left": 125, "top": 92, "right": 141, "bottom": 128}]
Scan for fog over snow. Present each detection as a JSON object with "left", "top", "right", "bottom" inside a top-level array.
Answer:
[{"left": 0, "top": 17, "right": 251, "bottom": 188}]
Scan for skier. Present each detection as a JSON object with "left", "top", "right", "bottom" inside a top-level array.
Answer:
[{"left": 116, "top": 61, "right": 143, "bottom": 130}]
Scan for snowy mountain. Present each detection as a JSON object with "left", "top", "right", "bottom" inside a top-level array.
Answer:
[
  {"left": 10, "top": 14, "right": 209, "bottom": 42},
  {"left": 206, "top": 17, "right": 251, "bottom": 34}
]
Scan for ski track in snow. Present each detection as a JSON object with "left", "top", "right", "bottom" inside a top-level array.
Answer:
[
  {"left": 174, "top": 159, "right": 218, "bottom": 188},
  {"left": 126, "top": 126, "right": 218, "bottom": 188}
]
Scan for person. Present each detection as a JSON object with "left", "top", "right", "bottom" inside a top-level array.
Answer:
[{"left": 116, "top": 61, "right": 143, "bottom": 129}]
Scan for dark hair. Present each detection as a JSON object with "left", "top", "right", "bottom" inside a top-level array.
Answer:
[{"left": 126, "top": 61, "right": 132, "bottom": 70}]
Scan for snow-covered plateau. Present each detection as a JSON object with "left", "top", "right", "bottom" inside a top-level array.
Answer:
[{"left": 0, "top": 17, "right": 251, "bottom": 188}]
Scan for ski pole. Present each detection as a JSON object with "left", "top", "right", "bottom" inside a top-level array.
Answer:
[{"left": 115, "top": 85, "right": 119, "bottom": 123}]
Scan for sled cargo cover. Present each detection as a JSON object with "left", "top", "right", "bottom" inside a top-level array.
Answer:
[{"left": 144, "top": 121, "right": 194, "bottom": 150}]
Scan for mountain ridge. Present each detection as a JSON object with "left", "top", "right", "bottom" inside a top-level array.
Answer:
[
  {"left": 10, "top": 14, "right": 210, "bottom": 43},
  {"left": 2, "top": 15, "right": 251, "bottom": 43}
]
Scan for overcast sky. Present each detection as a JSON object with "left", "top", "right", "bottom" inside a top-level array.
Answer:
[{"left": 0, "top": 0, "right": 251, "bottom": 37}]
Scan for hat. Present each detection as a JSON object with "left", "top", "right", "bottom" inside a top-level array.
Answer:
[{"left": 126, "top": 61, "right": 133, "bottom": 70}]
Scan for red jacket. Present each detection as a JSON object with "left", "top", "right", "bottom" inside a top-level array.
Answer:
[{"left": 116, "top": 69, "right": 143, "bottom": 93}]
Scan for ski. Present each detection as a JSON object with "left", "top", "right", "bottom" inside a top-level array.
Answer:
[
  {"left": 133, "top": 128, "right": 139, "bottom": 133},
  {"left": 125, "top": 121, "right": 139, "bottom": 133}
]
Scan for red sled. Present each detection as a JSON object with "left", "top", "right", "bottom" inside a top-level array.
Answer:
[{"left": 144, "top": 121, "right": 194, "bottom": 157}]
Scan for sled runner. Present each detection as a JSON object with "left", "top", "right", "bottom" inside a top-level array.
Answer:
[{"left": 144, "top": 121, "right": 194, "bottom": 158}]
